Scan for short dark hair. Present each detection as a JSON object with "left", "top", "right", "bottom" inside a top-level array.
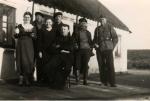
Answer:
[
  {"left": 24, "top": 12, "right": 32, "bottom": 18},
  {"left": 54, "top": 12, "right": 63, "bottom": 18},
  {"left": 79, "top": 18, "right": 87, "bottom": 23},
  {"left": 62, "top": 24, "right": 70, "bottom": 29},
  {"left": 35, "top": 12, "right": 44, "bottom": 17}
]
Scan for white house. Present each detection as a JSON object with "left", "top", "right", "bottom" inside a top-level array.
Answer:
[{"left": 0, "top": 0, "right": 129, "bottom": 80}]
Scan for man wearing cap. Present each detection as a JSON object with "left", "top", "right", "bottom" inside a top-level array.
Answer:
[
  {"left": 72, "top": 18, "right": 93, "bottom": 85},
  {"left": 53, "top": 12, "right": 64, "bottom": 37},
  {"left": 33, "top": 12, "right": 45, "bottom": 83},
  {"left": 93, "top": 15, "right": 118, "bottom": 87}
]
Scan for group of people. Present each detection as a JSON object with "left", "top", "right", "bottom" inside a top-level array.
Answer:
[{"left": 14, "top": 11, "right": 118, "bottom": 89}]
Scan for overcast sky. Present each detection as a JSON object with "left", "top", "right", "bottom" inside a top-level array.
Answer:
[{"left": 99, "top": 0, "right": 150, "bottom": 49}]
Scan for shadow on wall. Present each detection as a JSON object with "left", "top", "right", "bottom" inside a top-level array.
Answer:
[{"left": 0, "top": 49, "right": 18, "bottom": 80}]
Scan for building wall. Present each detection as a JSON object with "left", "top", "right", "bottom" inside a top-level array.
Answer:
[{"left": 0, "top": 0, "right": 128, "bottom": 79}]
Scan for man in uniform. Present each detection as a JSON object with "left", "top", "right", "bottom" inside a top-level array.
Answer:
[
  {"left": 73, "top": 18, "right": 93, "bottom": 85},
  {"left": 93, "top": 15, "right": 118, "bottom": 87}
]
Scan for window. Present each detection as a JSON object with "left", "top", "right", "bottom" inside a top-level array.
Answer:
[{"left": 0, "top": 4, "right": 16, "bottom": 48}]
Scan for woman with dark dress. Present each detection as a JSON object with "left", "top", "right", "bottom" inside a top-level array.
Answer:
[
  {"left": 14, "top": 12, "right": 36, "bottom": 86},
  {"left": 38, "top": 18, "right": 56, "bottom": 83}
]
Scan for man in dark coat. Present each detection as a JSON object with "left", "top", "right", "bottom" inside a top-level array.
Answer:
[
  {"left": 53, "top": 12, "right": 64, "bottom": 37},
  {"left": 72, "top": 18, "right": 93, "bottom": 85},
  {"left": 32, "top": 12, "right": 45, "bottom": 83},
  {"left": 93, "top": 15, "right": 118, "bottom": 87}
]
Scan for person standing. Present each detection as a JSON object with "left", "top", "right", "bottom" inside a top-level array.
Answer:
[
  {"left": 33, "top": 12, "right": 45, "bottom": 83},
  {"left": 14, "top": 12, "right": 36, "bottom": 86},
  {"left": 93, "top": 15, "right": 118, "bottom": 87},
  {"left": 39, "top": 18, "right": 56, "bottom": 83},
  {"left": 73, "top": 18, "right": 93, "bottom": 85},
  {"left": 53, "top": 12, "right": 64, "bottom": 37}
]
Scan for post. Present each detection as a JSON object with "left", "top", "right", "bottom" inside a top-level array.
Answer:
[
  {"left": 76, "top": 15, "right": 79, "bottom": 24},
  {"left": 31, "top": 1, "right": 35, "bottom": 22},
  {"left": 53, "top": 6, "right": 56, "bottom": 16}
]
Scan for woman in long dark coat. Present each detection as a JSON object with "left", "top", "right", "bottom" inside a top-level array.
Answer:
[
  {"left": 14, "top": 12, "right": 36, "bottom": 86},
  {"left": 38, "top": 18, "right": 56, "bottom": 83}
]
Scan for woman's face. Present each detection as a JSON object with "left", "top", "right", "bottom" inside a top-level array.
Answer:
[
  {"left": 23, "top": 14, "right": 31, "bottom": 24},
  {"left": 46, "top": 19, "right": 53, "bottom": 28}
]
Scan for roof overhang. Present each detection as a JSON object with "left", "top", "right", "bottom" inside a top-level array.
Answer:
[{"left": 29, "top": 0, "right": 131, "bottom": 32}]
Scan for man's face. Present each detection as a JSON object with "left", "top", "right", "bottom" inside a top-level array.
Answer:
[
  {"left": 80, "top": 22, "right": 87, "bottom": 30},
  {"left": 100, "top": 18, "right": 107, "bottom": 26},
  {"left": 61, "top": 26, "right": 69, "bottom": 36},
  {"left": 55, "top": 15, "right": 62, "bottom": 24},
  {"left": 36, "top": 15, "right": 43, "bottom": 23}
]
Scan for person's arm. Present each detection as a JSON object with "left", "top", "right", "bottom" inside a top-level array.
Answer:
[
  {"left": 14, "top": 24, "right": 23, "bottom": 38},
  {"left": 93, "top": 27, "right": 99, "bottom": 48},
  {"left": 111, "top": 26, "right": 118, "bottom": 47},
  {"left": 72, "top": 31, "right": 79, "bottom": 50}
]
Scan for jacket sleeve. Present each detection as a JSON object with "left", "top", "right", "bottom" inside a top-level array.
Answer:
[
  {"left": 93, "top": 27, "right": 99, "bottom": 45},
  {"left": 72, "top": 31, "right": 79, "bottom": 50},
  {"left": 88, "top": 31, "right": 94, "bottom": 49},
  {"left": 111, "top": 26, "right": 118, "bottom": 47}
]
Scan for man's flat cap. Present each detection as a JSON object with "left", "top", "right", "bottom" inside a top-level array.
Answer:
[
  {"left": 54, "top": 12, "right": 63, "bottom": 18},
  {"left": 79, "top": 18, "right": 87, "bottom": 23},
  {"left": 35, "top": 12, "right": 44, "bottom": 17}
]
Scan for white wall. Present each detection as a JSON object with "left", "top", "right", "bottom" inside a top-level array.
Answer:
[{"left": 0, "top": 0, "right": 128, "bottom": 77}]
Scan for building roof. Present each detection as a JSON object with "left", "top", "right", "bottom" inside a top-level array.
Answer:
[{"left": 29, "top": 0, "right": 131, "bottom": 32}]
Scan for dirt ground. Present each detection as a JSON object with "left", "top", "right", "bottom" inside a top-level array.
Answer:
[{"left": 0, "top": 69, "right": 150, "bottom": 100}]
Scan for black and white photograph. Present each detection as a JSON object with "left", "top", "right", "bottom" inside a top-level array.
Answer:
[{"left": 0, "top": 0, "right": 150, "bottom": 100}]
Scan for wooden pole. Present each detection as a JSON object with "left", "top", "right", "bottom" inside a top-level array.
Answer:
[
  {"left": 53, "top": 6, "right": 56, "bottom": 16},
  {"left": 76, "top": 15, "right": 79, "bottom": 24},
  {"left": 31, "top": 1, "right": 35, "bottom": 22}
]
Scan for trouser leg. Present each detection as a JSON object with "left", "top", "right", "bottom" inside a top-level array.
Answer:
[
  {"left": 107, "top": 51, "right": 116, "bottom": 85},
  {"left": 74, "top": 53, "right": 81, "bottom": 83},
  {"left": 82, "top": 53, "right": 90, "bottom": 85},
  {"left": 96, "top": 51, "right": 103, "bottom": 83},
  {"left": 36, "top": 59, "right": 43, "bottom": 83}
]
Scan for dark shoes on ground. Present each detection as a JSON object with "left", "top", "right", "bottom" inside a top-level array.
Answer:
[
  {"left": 100, "top": 83, "right": 117, "bottom": 87},
  {"left": 18, "top": 76, "right": 31, "bottom": 87}
]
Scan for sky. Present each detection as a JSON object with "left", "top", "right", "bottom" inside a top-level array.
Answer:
[{"left": 99, "top": 0, "right": 150, "bottom": 49}]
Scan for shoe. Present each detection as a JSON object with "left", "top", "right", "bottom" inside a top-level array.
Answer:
[
  {"left": 110, "top": 84, "right": 117, "bottom": 87},
  {"left": 25, "top": 77, "right": 31, "bottom": 87},
  {"left": 101, "top": 83, "right": 108, "bottom": 86},
  {"left": 18, "top": 76, "right": 24, "bottom": 86},
  {"left": 83, "top": 81, "right": 88, "bottom": 86},
  {"left": 75, "top": 70, "right": 80, "bottom": 84}
]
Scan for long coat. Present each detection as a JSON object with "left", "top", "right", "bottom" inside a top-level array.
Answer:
[
  {"left": 41, "top": 28, "right": 56, "bottom": 64},
  {"left": 44, "top": 34, "right": 74, "bottom": 89}
]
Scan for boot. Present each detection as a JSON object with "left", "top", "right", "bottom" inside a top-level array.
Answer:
[
  {"left": 18, "top": 75, "right": 24, "bottom": 86},
  {"left": 25, "top": 76, "right": 30, "bottom": 87},
  {"left": 75, "top": 70, "right": 80, "bottom": 85}
]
